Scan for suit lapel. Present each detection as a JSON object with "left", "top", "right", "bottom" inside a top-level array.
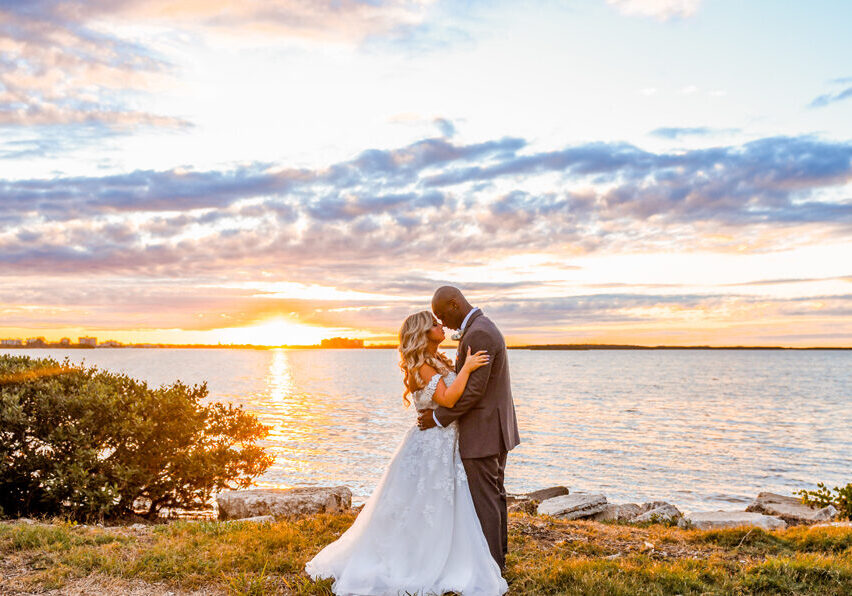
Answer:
[{"left": 454, "top": 309, "right": 483, "bottom": 373}]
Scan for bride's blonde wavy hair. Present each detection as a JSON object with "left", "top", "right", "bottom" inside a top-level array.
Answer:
[{"left": 398, "top": 310, "right": 453, "bottom": 407}]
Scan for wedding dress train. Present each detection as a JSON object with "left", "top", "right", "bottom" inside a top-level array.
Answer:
[{"left": 305, "top": 372, "right": 508, "bottom": 596}]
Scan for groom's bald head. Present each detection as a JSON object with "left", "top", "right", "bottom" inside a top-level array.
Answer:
[{"left": 431, "top": 286, "right": 472, "bottom": 330}]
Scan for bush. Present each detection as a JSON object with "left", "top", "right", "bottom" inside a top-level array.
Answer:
[
  {"left": 796, "top": 483, "right": 852, "bottom": 520},
  {"left": 0, "top": 354, "right": 273, "bottom": 521}
]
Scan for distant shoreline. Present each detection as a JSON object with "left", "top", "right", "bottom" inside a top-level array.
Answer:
[{"left": 2, "top": 344, "right": 850, "bottom": 351}]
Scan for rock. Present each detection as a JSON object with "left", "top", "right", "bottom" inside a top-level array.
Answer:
[
  {"left": 15, "top": 517, "right": 36, "bottom": 525},
  {"left": 811, "top": 521, "right": 852, "bottom": 528},
  {"left": 217, "top": 486, "right": 352, "bottom": 520},
  {"left": 525, "top": 486, "right": 570, "bottom": 501},
  {"left": 638, "top": 501, "right": 672, "bottom": 513},
  {"left": 508, "top": 486, "right": 570, "bottom": 514},
  {"left": 537, "top": 493, "right": 607, "bottom": 520},
  {"left": 590, "top": 500, "right": 681, "bottom": 523},
  {"left": 632, "top": 503, "right": 683, "bottom": 525},
  {"left": 681, "top": 511, "right": 787, "bottom": 531},
  {"left": 129, "top": 523, "right": 147, "bottom": 530},
  {"left": 746, "top": 492, "right": 838, "bottom": 525},
  {"left": 591, "top": 503, "right": 643, "bottom": 522}
]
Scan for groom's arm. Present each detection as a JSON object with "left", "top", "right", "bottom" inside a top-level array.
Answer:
[{"left": 433, "top": 329, "right": 494, "bottom": 426}]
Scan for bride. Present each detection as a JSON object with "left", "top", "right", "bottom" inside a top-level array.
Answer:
[{"left": 305, "top": 310, "right": 509, "bottom": 596}]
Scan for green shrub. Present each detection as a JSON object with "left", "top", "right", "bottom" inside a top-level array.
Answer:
[
  {"left": 0, "top": 354, "right": 273, "bottom": 521},
  {"left": 796, "top": 483, "right": 852, "bottom": 520}
]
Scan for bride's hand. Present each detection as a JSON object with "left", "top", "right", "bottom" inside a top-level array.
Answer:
[{"left": 461, "top": 347, "right": 489, "bottom": 373}]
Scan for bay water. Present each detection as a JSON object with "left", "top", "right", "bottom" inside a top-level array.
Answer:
[{"left": 5, "top": 347, "right": 850, "bottom": 512}]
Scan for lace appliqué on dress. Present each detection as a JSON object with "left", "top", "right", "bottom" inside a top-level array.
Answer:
[{"left": 412, "top": 371, "right": 448, "bottom": 411}]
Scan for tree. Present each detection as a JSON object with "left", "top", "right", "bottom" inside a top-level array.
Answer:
[{"left": 0, "top": 354, "right": 273, "bottom": 520}]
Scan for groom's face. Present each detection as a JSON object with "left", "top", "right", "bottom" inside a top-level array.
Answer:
[{"left": 432, "top": 298, "right": 462, "bottom": 330}]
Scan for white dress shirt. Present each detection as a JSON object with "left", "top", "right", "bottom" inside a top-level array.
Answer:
[{"left": 433, "top": 307, "right": 479, "bottom": 428}]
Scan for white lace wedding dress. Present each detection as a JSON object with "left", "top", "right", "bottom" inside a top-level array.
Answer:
[{"left": 305, "top": 372, "right": 508, "bottom": 596}]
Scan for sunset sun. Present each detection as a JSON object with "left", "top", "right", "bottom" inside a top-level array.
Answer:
[{"left": 217, "top": 317, "right": 342, "bottom": 347}]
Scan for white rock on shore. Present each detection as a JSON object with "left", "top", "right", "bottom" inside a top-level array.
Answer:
[
  {"left": 508, "top": 486, "right": 570, "bottom": 514},
  {"left": 217, "top": 487, "right": 352, "bottom": 520},
  {"left": 525, "top": 486, "right": 570, "bottom": 501},
  {"left": 745, "top": 492, "right": 837, "bottom": 525},
  {"left": 632, "top": 503, "right": 683, "bottom": 524},
  {"left": 537, "top": 493, "right": 607, "bottom": 520},
  {"left": 681, "top": 511, "right": 787, "bottom": 531},
  {"left": 591, "top": 503, "right": 643, "bottom": 522}
]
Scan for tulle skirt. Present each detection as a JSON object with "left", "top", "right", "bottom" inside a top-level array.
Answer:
[{"left": 305, "top": 421, "right": 508, "bottom": 596}]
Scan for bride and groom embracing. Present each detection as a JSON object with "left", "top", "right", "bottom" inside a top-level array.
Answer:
[{"left": 306, "top": 286, "right": 521, "bottom": 595}]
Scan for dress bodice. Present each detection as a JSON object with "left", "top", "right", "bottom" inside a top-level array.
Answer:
[{"left": 413, "top": 371, "right": 456, "bottom": 411}]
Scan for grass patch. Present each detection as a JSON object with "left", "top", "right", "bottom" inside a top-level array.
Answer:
[
  {"left": 742, "top": 553, "right": 852, "bottom": 595},
  {"left": 692, "top": 527, "right": 788, "bottom": 553},
  {"left": 2, "top": 514, "right": 851, "bottom": 595},
  {"left": 784, "top": 525, "right": 852, "bottom": 554},
  {"left": 0, "top": 521, "right": 131, "bottom": 551}
]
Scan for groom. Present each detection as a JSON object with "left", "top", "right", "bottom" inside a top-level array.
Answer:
[{"left": 418, "top": 286, "right": 520, "bottom": 571}]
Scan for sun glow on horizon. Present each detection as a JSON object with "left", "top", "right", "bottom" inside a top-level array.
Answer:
[{"left": 215, "top": 316, "right": 353, "bottom": 346}]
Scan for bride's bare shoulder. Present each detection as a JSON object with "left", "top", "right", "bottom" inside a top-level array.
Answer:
[{"left": 418, "top": 363, "right": 439, "bottom": 384}]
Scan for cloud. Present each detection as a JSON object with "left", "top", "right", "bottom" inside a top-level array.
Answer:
[
  {"left": 809, "top": 86, "right": 852, "bottom": 108},
  {"left": 0, "top": 133, "right": 850, "bottom": 278},
  {"left": 1, "top": 1, "right": 436, "bottom": 47},
  {"left": 5, "top": 278, "right": 849, "bottom": 345},
  {"left": 0, "top": 1, "right": 433, "bottom": 154},
  {"left": 434, "top": 118, "right": 456, "bottom": 138},
  {"left": 0, "top": 4, "right": 190, "bottom": 156},
  {"left": 650, "top": 126, "right": 741, "bottom": 139},
  {"left": 722, "top": 275, "right": 852, "bottom": 287},
  {"left": 125, "top": 0, "right": 435, "bottom": 42},
  {"left": 606, "top": 0, "right": 702, "bottom": 20}
]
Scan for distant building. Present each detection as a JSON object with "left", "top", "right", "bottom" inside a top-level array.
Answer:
[
  {"left": 1, "top": 338, "right": 23, "bottom": 346},
  {"left": 100, "top": 340, "right": 122, "bottom": 347},
  {"left": 320, "top": 337, "right": 365, "bottom": 349},
  {"left": 78, "top": 337, "right": 97, "bottom": 347},
  {"left": 26, "top": 337, "right": 47, "bottom": 347},
  {"left": 59, "top": 338, "right": 71, "bottom": 346}
]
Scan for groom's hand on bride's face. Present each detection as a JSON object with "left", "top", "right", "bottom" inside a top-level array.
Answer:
[{"left": 417, "top": 410, "right": 437, "bottom": 430}]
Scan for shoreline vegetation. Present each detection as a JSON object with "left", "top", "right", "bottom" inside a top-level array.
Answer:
[{"left": 2, "top": 512, "right": 851, "bottom": 595}]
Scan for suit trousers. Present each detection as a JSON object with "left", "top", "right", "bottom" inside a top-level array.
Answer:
[{"left": 462, "top": 450, "right": 509, "bottom": 571}]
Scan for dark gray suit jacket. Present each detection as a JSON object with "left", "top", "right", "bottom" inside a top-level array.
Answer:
[{"left": 435, "top": 310, "right": 520, "bottom": 459}]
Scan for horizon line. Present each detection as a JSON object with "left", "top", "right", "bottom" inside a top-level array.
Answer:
[{"left": 2, "top": 343, "right": 850, "bottom": 351}]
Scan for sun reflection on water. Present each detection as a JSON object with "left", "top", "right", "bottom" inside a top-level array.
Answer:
[
  {"left": 267, "top": 348, "right": 294, "bottom": 403},
  {"left": 254, "top": 349, "right": 348, "bottom": 490}
]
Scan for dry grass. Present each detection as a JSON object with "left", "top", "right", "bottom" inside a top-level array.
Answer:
[{"left": 1, "top": 514, "right": 851, "bottom": 595}]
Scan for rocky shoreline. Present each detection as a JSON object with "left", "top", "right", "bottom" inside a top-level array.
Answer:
[
  {"left": 209, "top": 484, "right": 845, "bottom": 531},
  {"left": 5, "top": 485, "right": 844, "bottom": 532},
  {"left": 509, "top": 487, "right": 841, "bottom": 530}
]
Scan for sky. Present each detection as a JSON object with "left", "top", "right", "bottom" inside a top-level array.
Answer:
[{"left": 1, "top": 0, "right": 850, "bottom": 346}]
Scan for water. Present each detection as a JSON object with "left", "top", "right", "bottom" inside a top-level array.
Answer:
[{"left": 4, "top": 348, "right": 851, "bottom": 512}]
